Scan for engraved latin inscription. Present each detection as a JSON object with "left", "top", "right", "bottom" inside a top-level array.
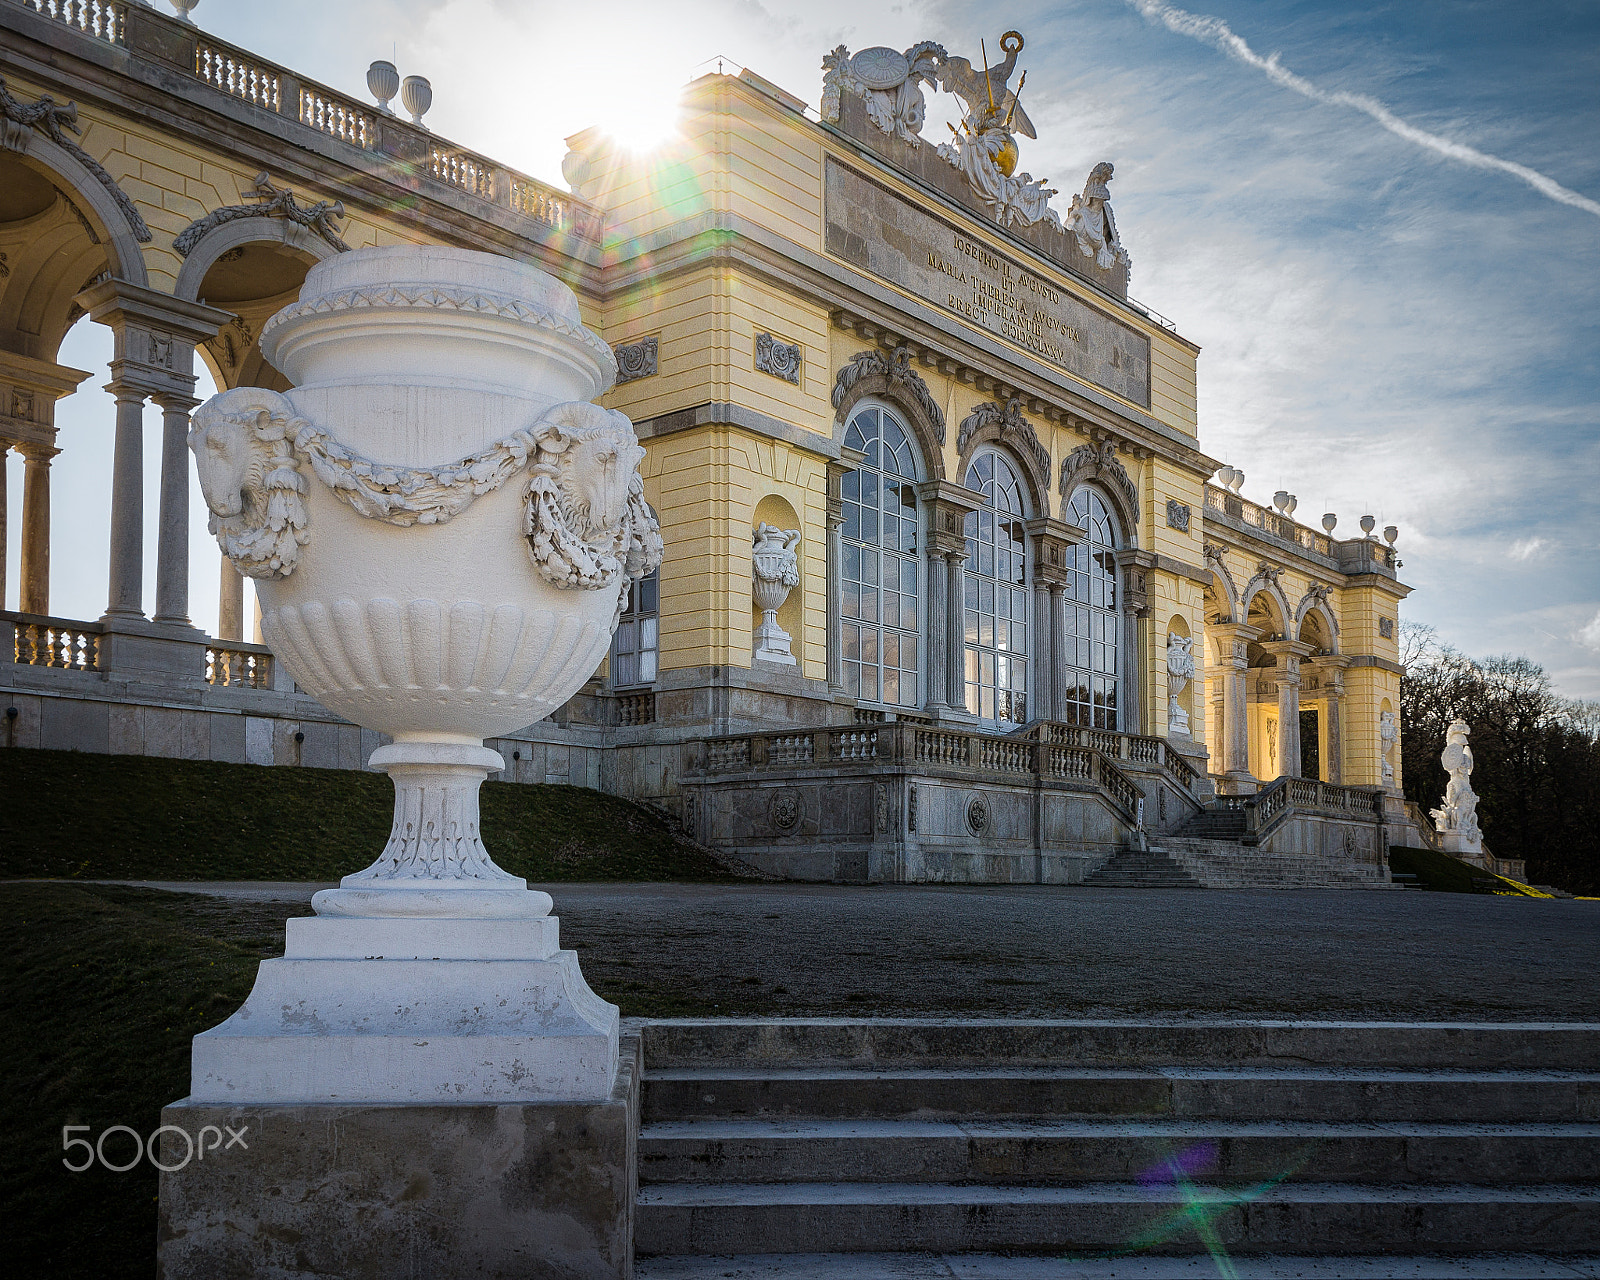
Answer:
[{"left": 824, "top": 159, "right": 1151, "bottom": 407}]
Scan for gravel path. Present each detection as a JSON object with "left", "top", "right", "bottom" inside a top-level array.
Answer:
[{"left": 84, "top": 879, "right": 1600, "bottom": 1022}]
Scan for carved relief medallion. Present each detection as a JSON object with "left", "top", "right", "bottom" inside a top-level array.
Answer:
[
  {"left": 965, "top": 794, "right": 989, "bottom": 836},
  {"left": 769, "top": 787, "right": 802, "bottom": 833}
]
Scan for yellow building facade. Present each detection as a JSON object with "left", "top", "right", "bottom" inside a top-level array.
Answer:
[{"left": 0, "top": 5, "right": 1415, "bottom": 883}]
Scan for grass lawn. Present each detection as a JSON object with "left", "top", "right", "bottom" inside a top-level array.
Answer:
[
  {"left": 0, "top": 747, "right": 742, "bottom": 883},
  {"left": 1387, "top": 845, "right": 1548, "bottom": 895}
]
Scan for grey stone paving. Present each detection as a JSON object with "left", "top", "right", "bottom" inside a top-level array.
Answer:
[{"left": 86, "top": 880, "right": 1600, "bottom": 1021}]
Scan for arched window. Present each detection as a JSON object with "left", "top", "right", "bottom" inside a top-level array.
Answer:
[
  {"left": 963, "top": 450, "right": 1030, "bottom": 726},
  {"left": 1063, "top": 486, "right": 1121, "bottom": 728},
  {"left": 841, "top": 405, "right": 921, "bottom": 707}
]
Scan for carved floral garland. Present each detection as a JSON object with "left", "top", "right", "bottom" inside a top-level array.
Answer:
[
  {"left": 1059, "top": 440, "right": 1139, "bottom": 524},
  {"left": 189, "top": 388, "right": 662, "bottom": 607},
  {"left": 957, "top": 398, "right": 1050, "bottom": 478},
  {"left": 832, "top": 346, "right": 947, "bottom": 443}
]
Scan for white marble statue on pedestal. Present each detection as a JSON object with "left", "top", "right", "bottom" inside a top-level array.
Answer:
[
  {"left": 1431, "top": 718, "right": 1483, "bottom": 857},
  {"left": 752, "top": 522, "right": 800, "bottom": 665},
  {"left": 1380, "top": 708, "right": 1398, "bottom": 786},
  {"left": 1166, "top": 631, "right": 1194, "bottom": 736}
]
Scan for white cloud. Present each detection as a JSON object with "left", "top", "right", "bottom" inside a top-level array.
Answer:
[
  {"left": 1580, "top": 610, "right": 1600, "bottom": 653},
  {"left": 1509, "top": 537, "right": 1549, "bottom": 562},
  {"left": 1121, "top": 0, "right": 1600, "bottom": 219}
]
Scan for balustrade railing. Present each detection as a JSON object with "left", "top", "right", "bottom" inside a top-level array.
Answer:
[
  {"left": 16, "top": 0, "right": 126, "bottom": 47},
  {"left": 7, "top": 613, "right": 102, "bottom": 671},
  {"left": 1215, "top": 775, "right": 1384, "bottom": 845},
  {"left": 431, "top": 146, "right": 496, "bottom": 200},
  {"left": 19, "top": 0, "right": 595, "bottom": 239},
  {"left": 205, "top": 644, "right": 273, "bottom": 688},
  {"left": 1203, "top": 485, "right": 1335, "bottom": 559},
  {"left": 299, "top": 86, "right": 376, "bottom": 149},
  {"left": 1019, "top": 721, "right": 1201, "bottom": 795},
  {"left": 615, "top": 690, "right": 656, "bottom": 726},
  {"left": 696, "top": 719, "right": 1147, "bottom": 822},
  {"left": 195, "top": 39, "right": 281, "bottom": 112}
]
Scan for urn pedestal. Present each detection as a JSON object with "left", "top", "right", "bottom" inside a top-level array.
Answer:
[{"left": 159, "top": 246, "right": 660, "bottom": 1279}]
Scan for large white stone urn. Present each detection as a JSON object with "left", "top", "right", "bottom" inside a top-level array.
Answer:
[{"left": 185, "top": 245, "right": 660, "bottom": 1102}]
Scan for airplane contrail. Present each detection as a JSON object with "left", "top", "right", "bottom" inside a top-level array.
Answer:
[{"left": 1123, "top": 0, "right": 1600, "bottom": 220}]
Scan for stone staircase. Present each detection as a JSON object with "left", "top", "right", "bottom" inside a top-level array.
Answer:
[
  {"left": 1160, "top": 836, "right": 1394, "bottom": 890},
  {"left": 1081, "top": 848, "right": 1203, "bottom": 888},
  {"left": 632, "top": 1019, "right": 1600, "bottom": 1271}
]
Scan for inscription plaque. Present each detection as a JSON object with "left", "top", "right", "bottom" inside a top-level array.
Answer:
[{"left": 824, "top": 159, "right": 1151, "bottom": 407}]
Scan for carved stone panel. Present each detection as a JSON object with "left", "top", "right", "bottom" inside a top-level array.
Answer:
[
  {"left": 614, "top": 337, "right": 658, "bottom": 384},
  {"left": 755, "top": 333, "right": 801, "bottom": 384},
  {"left": 824, "top": 159, "right": 1150, "bottom": 405},
  {"left": 1166, "top": 500, "right": 1191, "bottom": 532}
]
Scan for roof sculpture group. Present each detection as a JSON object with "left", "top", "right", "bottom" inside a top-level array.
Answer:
[{"left": 821, "top": 32, "right": 1132, "bottom": 276}]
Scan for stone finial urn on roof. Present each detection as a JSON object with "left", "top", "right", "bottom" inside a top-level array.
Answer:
[{"left": 185, "top": 245, "right": 661, "bottom": 1103}]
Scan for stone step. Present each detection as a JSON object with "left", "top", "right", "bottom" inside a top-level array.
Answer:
[
  {"left": 633, "top": 1251, "right": 1600, "bottom": 1277},
  {"left": 637, "top": 1118, "right": 1600, "bottom": 1186},
  {"left": 634, "top": 1181, "right": 1600, "bottom": 1256},
  {"left": 633, "top": 1020, "right": 1600, "bottom": 1072},
  {"left": 642, "top": 1067, "right": 1600, "bottom": 1124}
]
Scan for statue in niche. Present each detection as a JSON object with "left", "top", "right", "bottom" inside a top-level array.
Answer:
[
  {"left": 1066, "top": 163, "right": 1131, "bottom": 272},
  {"left": 1379, "top": 709, "right": 1398, "bottom": 785},
  {"left": 1431, "top": 719, "right": 1483, "bottom": 855},
  {"left": 1166, "top": 632, "right": 1195, "bottom": 736}
]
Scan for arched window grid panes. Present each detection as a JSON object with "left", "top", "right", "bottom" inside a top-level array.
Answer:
[
  {"left": 611, "top": 566, "right": 659, "bottom": 688},
  {"left": 1063, "top": 485, "right": 1122, "bottom": 729},
  {"left": 963, "top": 449, "right": 1031, "bottom": 727},
  {"left": 840, "top": 404, "right": 922, "bottom": 708}
]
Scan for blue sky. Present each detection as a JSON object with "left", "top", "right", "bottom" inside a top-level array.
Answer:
[{"left": 9, "top": 0, "right": 1599, "bottom": 695}]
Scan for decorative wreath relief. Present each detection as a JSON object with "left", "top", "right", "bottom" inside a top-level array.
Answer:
[
  {"left": 523, "top": 402, "right": 664, "bottom": 610},
  {"left": 190, "top": 388, "right": 663, "bottom": 599}
]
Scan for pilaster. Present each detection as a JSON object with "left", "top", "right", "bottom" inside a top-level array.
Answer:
[{"left": 1117, "top": 548, "right": 1156, "bottom": 735}]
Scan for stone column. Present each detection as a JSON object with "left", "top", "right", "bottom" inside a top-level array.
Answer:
[
  {"left": 1, "top": 352, "right": 92, "bottom": 616},
  {"left": 1207, "top": 622, "right": 1261, "bottom": 794},
  {"left": 219, "top": 558, "right": 245, "bottom": 642},
  {"left": 1050, "top": 585, "right": 1068, "bottom": 721},
  {"left": 18, "top": 442, "right": 57, "bottom": 616},
  {"left": 0, "top": 444, "right": 8, "bottom": 610},
  {"left": 1310, "top": 655, "right": 1351, "bottom": 785},
  {"left": 825, "top": 454, "right": 857, "bottom": 696},
  {"left": 1116, "top": 549, "right": 1155, "bottom": 736},
  {"left": 924, "top": 549, "right": 949, "bottom": 712},
  {"left": 1262, "top": 639, "right": 1317, "bottom": 780},
  {"left": 1024, "top": 516, "right": 1078, "bottom": 727},
  {"left": 154, "top": 394, "right": 200, "bottom": 624},
  {"left": 72, "top": 280, "right": 231, "bottom": 629},
  {"left": 1031, "top": 578, "right": 1052, "bottom": 722},
  {"left": 946, "top": 552, "right": 967, "bottom": 712},
  {"left": 106, "top": 385, "right": 148, "bottom": 618},
  {"left": 919, "top": 479, "right": 982, "bottom": 721}
]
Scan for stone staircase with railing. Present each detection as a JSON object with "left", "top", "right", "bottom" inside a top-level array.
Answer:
[{"left": 632, "top": 1019, "right": 1600, "bottom": 1271}]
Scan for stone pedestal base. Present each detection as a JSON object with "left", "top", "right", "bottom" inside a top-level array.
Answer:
[{"left": 158, "top": 1036, "right": 638, "bottom": 1279}]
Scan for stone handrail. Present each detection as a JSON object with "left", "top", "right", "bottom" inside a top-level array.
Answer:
[
  {"left": 4, "top": 610, "right": 102, "bottom": 671},
  {"left": 1014, "top": 721, "right": 1202, "bottom": 795},
  {"left": 1403, "top": 799, "right": 1444, "bottom": 853},
  {"left": 9, "top": 0, "right": 591, "bottom": 241},
  {"left": 1215, "top": 775, "right": 1384, "bottom": 846},
  {"left": 693, "top": 720, "right": 1146, "bottom": 823},
  {"left": 205, "top": 642, "right": 273, "bottom": 688}
]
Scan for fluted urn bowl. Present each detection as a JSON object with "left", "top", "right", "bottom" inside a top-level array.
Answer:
[{"left": 245, "top": 245, "right": 625, "bottom": 742}]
